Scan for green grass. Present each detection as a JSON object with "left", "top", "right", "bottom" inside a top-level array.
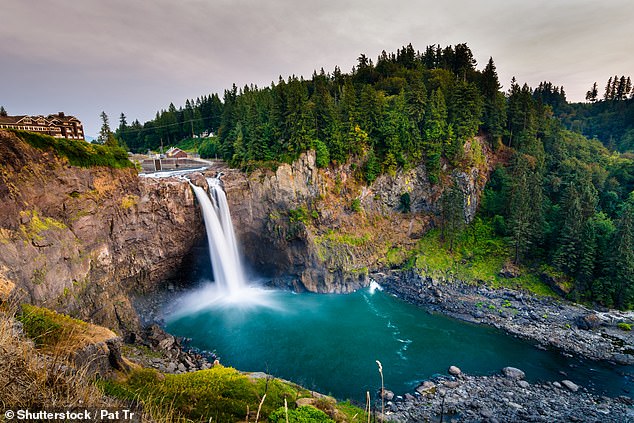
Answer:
[
  {"left": 17, "top": 304, "right": 115, "bottom": 351},
  {"left": 174, "top": 137, "right": 200, "bottom": 152},
  {"left": 19, "top": 210, "right": 66, "bottom": 242},
  {"left": 412, "top": 218, "right": 557, "bottom": 297},
  {"left": 269, "top": 405, "right": 334, "bottom": 422},
  {"left": 100, "top": 366, "right": 364, "bottom": 422},
  {"left": 315, "top": 230, "right": 372, "bottom": 247},
  {"left": 10, "top": 130, "right": 133, "bottom": 168}
]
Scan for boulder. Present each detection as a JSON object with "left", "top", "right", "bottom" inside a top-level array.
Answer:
[
  {"left": 576, "top": 314, "right": 602, "bottom": 330},
  {"left": 448, "top": 365, "right": 462, "bottom": 376},
  {"left": 381, "top": 389, "right": 395, "bottom": 401},
  {"left": 502, "top": 367, "right": 525, "bottom": 380},
  {"left": 415, "top": 381, "right": 436, "bottom": 395},
  {"left": 146, "top": 324, "right": 177, "bottom": 351},
  {"left": 499, "top": 262, "right": 520, "bottom": 278},
  {"left": 561, "top": 380, "right": 579, "bottom": 392}
]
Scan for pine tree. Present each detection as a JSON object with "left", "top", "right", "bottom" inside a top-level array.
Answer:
[
  {"left": 480, "top": 58, "right": 506, "bottom": 142},
  {"left": 440, "top": 181, "right": 465, "bottom": 252},
  {"left": 553, "top": 172, "right": 598, "bottom": 275},
  {"left": 604, "top": 77, "right": 613, "bottom": 100},
  {"left": 612, "top": 199, "right": 634, "bottom": 308},
  {"left": 0, "top": 106, "right": 7, "bottom": 117},
  {"left": 423, "top": 89, "right": 448, "bottom": 183},
  {"left": 448, "top": 80, "right": 483, "bottom": 159},
  {"left": 98, "top": 111, "right": 111, "bottom": 144},
  {"left": 508, "top": 154, "right": 532, "bottom": 263},
  {"left": 610, "top": 75, "right": 619, "bottom": 100},
  {"left": 616, "top": 76, "right": 627, "bottom": 100},
  {"left": 585, "top": 82, "right": 598, "bottom": 102}
]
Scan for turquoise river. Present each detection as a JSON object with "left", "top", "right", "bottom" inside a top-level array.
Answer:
[{"left": 165, "top": 282, "right": 632, "bottom": 402}]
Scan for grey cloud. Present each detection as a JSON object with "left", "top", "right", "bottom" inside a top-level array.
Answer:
[{"left": 1, "top": 0, "right": 633, "bottom": 135}]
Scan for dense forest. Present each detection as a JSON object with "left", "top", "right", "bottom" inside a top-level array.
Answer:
[{"left": 115, "top": 43, "right": 634, "bottom": 309}]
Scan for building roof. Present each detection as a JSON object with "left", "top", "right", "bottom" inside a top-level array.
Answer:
[{"left": 0, "top": 115, "right": 27, "bottom": 124}]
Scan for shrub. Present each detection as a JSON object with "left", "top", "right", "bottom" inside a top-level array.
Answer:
[
  {"left": 350, "top": 198, "right": 361, "bottom": 213},
  {"left": 268, "top": 406, "right": 335, "bottom": 423},
  {"left": 617, "top": 322, "right": 632, "bottom": 331},
  {"left": 288, "top": 207, "right": 310, "bottom": 224},
  {"left": 11, "top": 130, "right": 133, "bottom": 168},
  {"left": 314, "top": 139, "right": 330, "bottom": 168},
  {"left": 399, "top": 192, "right": 411, "bottom": 213}
]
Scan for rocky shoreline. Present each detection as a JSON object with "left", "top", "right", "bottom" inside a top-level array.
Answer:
[
  {"left": 372, "top": 270, "right": 634, "bottom": 422},
  {"left": 130, "top": 270, "right": 634, "bottom": 422},
  {"left": 376, "top": 270, "right": 634, "bottom": 366},
  {"left": 385, "top": 365, "right": 633, "bottom": 422}
]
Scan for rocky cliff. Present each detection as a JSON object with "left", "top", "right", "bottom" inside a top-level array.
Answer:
[
  {"left": 0, "top": 129, "right": 493, "bottom": 330},
  {"left": 221, "top": 136, "right": 493, "bottom": 292},
  {"left": 0, "top": 130, "right": 201, "bottom": 333}
]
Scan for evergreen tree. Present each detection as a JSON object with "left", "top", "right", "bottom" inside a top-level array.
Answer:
[
  {"left": 448, "top": 80, "right": 483, "bottom": 163},
  {"left": 423, "top": 89, "right": 448, "bottom": 183},
  {"left": 98, "top": 111, "right": 111, "bottom": 144},
  {"left": 480, "top": 58, "right": 506, "bottom": 142},
  {"left": 585, "top": 82, "right": 598, "bottom": 102},
  {"left": 616, "top": 76, "right": 627, "bottom": 101},
  {"left": 553, "top": 171, "right": 598, "bottom": 274},
  {"left": 612, "top": 198, "right": 634, "bottom": 308},
  {"left": 508, "top": 154, "right": 533, "bottom": 263},
  {"left": 604, "top": 77, "right": 613, "bottom": 101},
  {"left": 440, "top": 181, "right": 465, "bottom": 252},
  {"left": 0, "top": 106, "right": 7, "bottom": 116},
  {"left": 363, "top": 146, "right": 381, "bottom": 183}
]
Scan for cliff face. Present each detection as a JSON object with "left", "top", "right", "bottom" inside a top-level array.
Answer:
[
  {"left": 222, "top": 137, "right": 493, "bottom": 293},
  {"left": 0, "top": 129, "right": 493, "bottom": 329},
  {"left": 0, "top": 131, "right": 201, "bottom": 333}
]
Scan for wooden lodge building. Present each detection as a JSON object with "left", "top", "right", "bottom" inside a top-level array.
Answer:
[{"left": 0, "top": 112, "right": 84, "bottom": 140}]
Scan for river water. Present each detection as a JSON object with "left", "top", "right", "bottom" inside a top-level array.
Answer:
[{"left": 164, "top": 282, "right": 632, "bottom": 402}]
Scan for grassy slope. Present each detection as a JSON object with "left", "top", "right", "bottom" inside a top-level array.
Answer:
[
  {"left": 10, "top": 304, "right": 364, "bottom": 422},
  {"left": 101, "top": 366, "right": 364, "bottom": 422},
  {"left": 9, "top": 129, "right": 134, "bottom": 168},
  {"left": 0, "top": 307, "right": 118, "bottom": 412}
]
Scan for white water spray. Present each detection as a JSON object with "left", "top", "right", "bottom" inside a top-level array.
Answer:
[
  {"left": 189, "top": 179, "right": 247, "bottom": 293},
  {"left": 174, "top": 176, "right": 277, "bottom": 315}
]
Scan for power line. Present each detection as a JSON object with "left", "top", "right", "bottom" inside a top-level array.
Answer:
[{"left": 119, "top": 117, "right": 212, "bottom": 134}]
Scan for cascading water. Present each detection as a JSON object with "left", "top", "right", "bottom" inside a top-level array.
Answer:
[
  {"left": 175, "top": 176, "right": 278, "bottom": 314},
  {"left": 207, "top": 177, "right": 242, "bottom": 275}
]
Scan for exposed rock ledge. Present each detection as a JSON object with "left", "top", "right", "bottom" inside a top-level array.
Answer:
[
  {"left": 377, "top": 270, "right": 634, "bottom": 365},
  {"left": 0, "top": 130, "right": 201, "bottom": 333}
]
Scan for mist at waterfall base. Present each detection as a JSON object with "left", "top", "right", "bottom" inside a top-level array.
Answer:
[
  {"left": 166, "top": 178, "right": 632, "bottom": 402},
  {"left": 178, "top": 178, "right": 280, "bottom": 313}
]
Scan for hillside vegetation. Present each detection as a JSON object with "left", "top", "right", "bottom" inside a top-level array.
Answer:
[
  {"left": 8, "top": 129, "right": 133, "bottom": 168},
  {"left": 117, "top": 43, "right": 634, "bottom": 309}
]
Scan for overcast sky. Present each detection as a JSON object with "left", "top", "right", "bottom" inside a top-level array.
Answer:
[{"left": 1, "top": 0, "right": 633, "bottom": 137}]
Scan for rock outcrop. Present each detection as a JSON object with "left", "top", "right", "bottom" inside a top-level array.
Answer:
[
  {"left": 0, "top": 129, "right": 494, "bottom": 327},
  {"left": 221, "top": 137, "right": 492, "bottom": 293},
  {"left": 0, "top": 130, "right": 201, "bottom": 333}
]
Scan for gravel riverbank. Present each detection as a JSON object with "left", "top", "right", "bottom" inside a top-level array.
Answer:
[
  {"left": 375, "top": 270, "right": 634, "bottom": 422},
  {"left": 384, "top": 366, "right": 633, "bottom": 422},
  {"left": 376, "top": 270, "right": 634, "bottom": 365}
]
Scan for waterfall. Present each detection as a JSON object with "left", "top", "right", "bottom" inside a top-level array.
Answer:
[
  {"left": 169, "top": 175, "right": 278, "bottom": 316},
  {"left": 189, "top": 178, "right": 247, "bottom": 294},
  {"left": 207, "top": 178, "right": 241, "bottom": 272}
]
